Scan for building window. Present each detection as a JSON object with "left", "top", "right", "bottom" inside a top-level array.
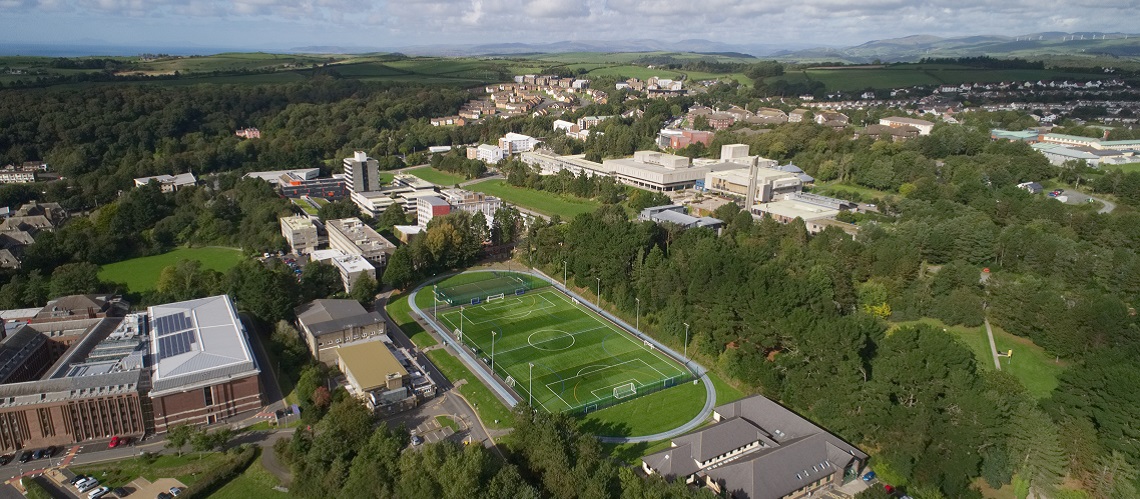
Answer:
[{"left": 203, "top": 387, "right": 214, "bottom": 406}]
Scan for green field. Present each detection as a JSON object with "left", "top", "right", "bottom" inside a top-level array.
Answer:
[
  {"left": 406, "top": 166, "right": 467, "bottom": 186},
  {"left": 210, "top": 453, "right": 287, "bottom": 499},
  {"left": 775, "top": 65, "right": 1104, "bottom": 92},
  {"left": 470, "top": 179, "right": 601, "bottom": 217},
  {"left": 892, "top": 318, "right": 1066, "bottom": 399},
  {"left": 431, "top": 272, "right": 692, "bottom": 414},
  {"left": 578, "top": 377, "right": 706, "bottom": 437},
  {"left": 98, "top": 247, "right": 245, "bottom": 292}
]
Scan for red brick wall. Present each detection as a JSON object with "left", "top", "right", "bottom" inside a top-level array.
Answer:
[{"left": 152, "top": 375, "right": 262, "bottom": 432}]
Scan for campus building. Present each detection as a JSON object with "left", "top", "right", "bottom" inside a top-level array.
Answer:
[
  {"left": 417, "top": 196, "right": 452, "bottom": 228},
  {"left": 280, "top": 215, "right": 319, "bottom": 255},
  {"left": 604, "top": 151, "right": 738, "bottom": 191},
  {"left": 326, "top": 218, "right": 396, "bottom": 266},
  {"left": 642, "top": 395, "right": 867, "bottom": 499},
  {"left": 879, "top": 116, "right": 936, "bottom": 135},
  {"left": 133, "top": 173, "right": 197, "bottom": 193},
  {"left": 147, "top": 295, "right": 261, "bottom": 432},
  {"left": 295, "top": 299, "right": 385, "bottom": 364},
  {"left": 343, "top": 151, "right": 380, "bottom": 193},
  {"left": 753, "top": 192, "right": 858, "bottom": 234}
]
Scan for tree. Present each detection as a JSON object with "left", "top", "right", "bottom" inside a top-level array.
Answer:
[
  {"left": 1008, "top": 402, "right": 1066, "bottom": 497},
  {"left": 165, "top": 424, "right": 195, "bottom": 456},
  {"left": 377, "top": 202, "right": 408, "bottom": 231},
  {"left": 155, "top": 259, "right": 224, "bottom": 302},
  {"left": 350, "top": 272, "right": 378, "bottom": 304},
  {"left": 49, "top": 262, "right": 103, "bottom": 297},
  {"left": 227, "top": 260, "right": 301, "bottom": 323},
  {"left": 383, "top": 246, "right": 417, "bottom": 290},
  {"left": 318, "top": 200, "right": 361, "bottom": 221},
  {"left": 300, "top": 261, "right": 343, "bottom": 301}
]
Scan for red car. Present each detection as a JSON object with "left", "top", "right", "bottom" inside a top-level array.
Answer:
[
  {"left": 884, "top": 484, "right": 895, "bottom": 494},
  {"left": 108, "top": 436, "right": 120, "bottom": 448}
]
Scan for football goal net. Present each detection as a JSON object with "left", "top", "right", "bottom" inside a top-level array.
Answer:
[
  {"left": 505, "top": 376, "right": 516, "bottom": 387},
  {"left": 487, "top": 293, "right": 506, "bottom": 302},
  {"left": 613, "top": 382, "right": 637, "bottom": 399},
  {"left": 434, "top": 274, "right": 547, "bottom": 305}
]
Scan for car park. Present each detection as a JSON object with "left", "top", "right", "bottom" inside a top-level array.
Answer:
[
  {"left": 109, "top": 436, "right": 121, "bottom": 448},
  {"left": 0, "top": 454, "right": 12, "bottom": 466},
  {"left": 45, "top": 446, "right": 58, "bottom": 457},
  {"left": 77, "top": 478, "right": 100, "bottom": 493},
  {"left": 70, "top": 475, "right": 89, "bottom": 486}
]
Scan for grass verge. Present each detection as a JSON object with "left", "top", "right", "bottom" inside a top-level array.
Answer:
[
  {"left": 72, "top": 452, "right": 228, "bottom": 489},
  {"left": 387, "top": 293, "right": 438, "bottom": 348},
  {"left": 98, "top": 246, "right": 244, "bottom": 292},
  {"left": 435, "top": 415, "right": 459, "bottom": 431},
  {"left": 208, "top": 457, "right": 288, "bottom": 499}
]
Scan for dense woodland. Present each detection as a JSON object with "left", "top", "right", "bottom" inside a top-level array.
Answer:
[{"left": 0, "top": 74, "right": 1138, "bottom": 497}]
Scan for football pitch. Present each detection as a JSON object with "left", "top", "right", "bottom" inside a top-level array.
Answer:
[{"left": 435, "top": 286, "right": 691, "bottom": 414}]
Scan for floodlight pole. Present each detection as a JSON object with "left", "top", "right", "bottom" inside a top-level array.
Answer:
[
  {"left": 529, "top": 362, "right": 534, "bottom": 407},
  {"left": 635, "top": 298, "right": 640, "bottom": 332},
  {"left": 563, "top": 260, "right": 567, "bottom": 286},
  {"left": 683, "top": 322, "right": 690, "bottom": 361},
  {"left": 596, "top": 277, "right": 601, "bottom": 306},
  {"left": 433, "top": 285, "right": 438, "bottom": 317},
  {"left": 460, "top": 306, "right": 465, "bottom": 335},
  {"left": 491, "top": 331, "right": 497, "bottom": 373}
]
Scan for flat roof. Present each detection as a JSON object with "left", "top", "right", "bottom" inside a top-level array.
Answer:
[
  {"left": 882, "top": 116, "right": 935, "bottom": 126},
  {"left": 281, "top": 215, "right": 315, "bottom": 230},
  {"left": 755, "top": 200, "right": 840, "bottom": 221},
  {"left": 311, "top": 249, "right": 348, "bottom": 262},
  {"left": 336, "top": 340, "right": 406, "bottom": 392},
  {"left": 333, "top": 254, "right": 375, "bottom": 273},
  {"left": 148, "top": 295, "right": 258, "bottom": 395},
  {"left": 244, "top": 168, "right": 321, "bottom": 184}
]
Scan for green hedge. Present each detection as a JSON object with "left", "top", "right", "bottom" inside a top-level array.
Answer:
[{"left": 182, "top": 446, "right": 259, "bottom": 499}]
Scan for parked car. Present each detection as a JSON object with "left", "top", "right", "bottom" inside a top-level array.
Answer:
[
  {"left": 70, "top": 475, "right": 89, "bottom": 486},
  {"left": 17, "top": 451, "right": 31, "bottom": 463},
  {"left": 862, "top": 471, "right": 876, "bottom": 481},
  {"left": 157, "top": 493, "right": 173, "bottom": 499},
  {"left": 77, "top": 478, "right": 100, "bottom": 493},
  {"left": 884, "top": 484, "right": 895, "bottom": 494},
  {"left": 88, "top": 486, "right": 111, "bottom": 499},
  {"left": 31, "top": 449, "right": 44, "bottom": 460},
  {"left": 0, "top": 454, "right": 12, "bottom": 466},
  {"left": 109, "top": 436, "right": 121, "bottom": 448},
  {"left": 169, "top": 486, "right": 183, "bottom": 496},
  {"left": 45, "top": 446, "right": 58, "bottom": 457},
  {"left": 112, "top": 487, "right": 130, "bottom": 497},
  {"left": 411, "top": 435, "right": 424, "bottom": 446}
]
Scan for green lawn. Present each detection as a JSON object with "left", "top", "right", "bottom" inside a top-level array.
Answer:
[
  {"left": 811, "top": 181, "right": 896, "bottom": 203},
  {"left": 470, "top": 179, "right": 601, "bottom": 218},
  {"left": 578, "top": 378, "right": 707, "bottom": 437},
  {"left": 72, "top": 452, "right": 227, "bottom": 489},
  {"left": 435, "top": 415, "right": 459, "bottom": 432},
  {"left": 292, "top": 198, "right": 319, "bottom": 215},
  {"left": 709, "top": 371, "right": 747, "bottom": 406},
  {"left": 98, "top": 246, "right": 245, "bottom": 293},
  {"left": 891, "top": 318, "right": 1065, "bottom": 399},
  {"left": 209, "top": 456, "right": 288, "bottom": 499},
  {"left": 1103, "top": 162, "right": 1140, "bottom": 174},
  {"left": 386, "top": 293, "right": 438, "bottom": 348},
  {"left": 406, "top": 167, "right": 467, "bottom": 186}
]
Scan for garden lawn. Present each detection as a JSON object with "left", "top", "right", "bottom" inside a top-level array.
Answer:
[
  {"left": 209, "top": 458, "right": 288, "bottom": 499},
  {"left": 98, "top": 247, "right": 244, "bottom": 293},
  {"left": 470, "top": 179, "right": 600, "bottom": 218},
  {"left": 406, "top": 167, "right": 466, "bottom": 186},
  {"left": 891, "top": 318, "right": 1065, "bottom": 399},
  {"left": 72, "top": 453, "right": 227, "bottom": 490},
  {"left": 578, "top": 378, "right": 707, "bottom": 437},
  {"left": 387, "top": 293, "right": 438, "bottom": 348}
]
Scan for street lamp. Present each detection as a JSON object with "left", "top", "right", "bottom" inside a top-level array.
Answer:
[
  {"left": 683, "top": 322, "right": 690, "bottom": 361},
  {"left": 460, "top": 306, "right": 465, "bottom": 337},
  {"left": 529, "top": 362, "right": 534, "bottom": 407},
  {"left": 433, "top": 285, "right": 438, "bottom": 317},
  {"left": 491, "top": 331, "right": 498, "bottom": 373},
  {"left": 595, "top": 277, "right": 601, "bottom": 306},
  {"left": 635, "top": 298, "right": 641, "bottom": 332},
  {"left": 563, "top": 260, "right": 567, "bottom": 286}
]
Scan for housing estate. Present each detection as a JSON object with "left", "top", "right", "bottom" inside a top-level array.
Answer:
[{"left": 642, "top": 395, "right": 867, "bottom": 499}]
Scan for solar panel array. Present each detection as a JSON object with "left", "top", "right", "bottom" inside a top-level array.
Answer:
[{"left": 153, "top": 312, "right": 198, "bottom": 360}]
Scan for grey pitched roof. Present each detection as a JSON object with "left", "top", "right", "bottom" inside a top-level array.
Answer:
[
  {"left": 643, "top": 443, "right": 701, "bottom": 478},
  {"left": 672, "top": 417, "right": 773, "bottom": 462},
  {"left": 295, "top": 299, "right": 383, "bottom": 337},
  {"left": 706, "top": 433, "right": 843, "bottom": 499}
]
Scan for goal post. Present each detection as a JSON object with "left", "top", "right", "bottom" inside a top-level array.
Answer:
[
  {"left": 505, "top": 376, "right": 516, "bottom": 387},
  {"left": 613, "top": 382, "right": 637, "bottom": 399},
  {"left": 487, "top": 292, "right": 506, "bottom": 302}
]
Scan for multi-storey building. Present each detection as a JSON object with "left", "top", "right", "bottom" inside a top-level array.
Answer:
[
  {"left": 280, "top": 215, "right": 319, "bottom": 254},
  {"left": 326, "top": 218, "right": 396, "bottom": 266},
  {"left": 343, "top": 151, "right": 380, "bottom": 193}
]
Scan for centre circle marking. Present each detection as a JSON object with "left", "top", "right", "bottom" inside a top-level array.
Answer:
[{"left": 528, "top": 329, "right": 575, "bottom": 351}]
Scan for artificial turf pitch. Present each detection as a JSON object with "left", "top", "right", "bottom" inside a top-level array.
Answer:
[{"left": 435, "top": 287, "right": 690, "bottom": 414}]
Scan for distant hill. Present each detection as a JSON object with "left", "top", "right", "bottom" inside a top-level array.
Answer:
[{"left": 774, "top": 32, "right": 1140, "bottom": 63}]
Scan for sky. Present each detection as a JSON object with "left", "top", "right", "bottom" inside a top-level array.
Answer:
[{"left": 0, "top": 0, "right": 1136, "bottom": 54}]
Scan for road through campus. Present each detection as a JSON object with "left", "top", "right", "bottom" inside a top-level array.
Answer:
[{"left": 408, "top": 266, "right": 716, "bottom": 443}]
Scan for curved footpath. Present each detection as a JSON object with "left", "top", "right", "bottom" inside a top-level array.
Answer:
[{"left": 409, "top": 267, "right": 716, "bottom": 444}]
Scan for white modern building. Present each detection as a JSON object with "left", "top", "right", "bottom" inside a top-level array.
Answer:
[
  {"left": 343, "top": 151, "right": 380, "bottom": 193},
  {"left": 243, "top": 168, "right": 321, "bottom": 186},
  {"left": 879, "top": 117, "right": 936, "bottom": 136},
  {"left": 416, "top": 196, "right": 451, "bottom": 228},
  {"left": 133, "top": 173, "right": 197, "bottom": 193},
  {"left": 441, "top": 189, "right": 501, "bottom": 228},
  {"left": 604, "top": 151, "right": 738, "bottom": 191},
  {"left": 476, "top": 144, "right": 505, "bottom": 164},
  {"left": 520, "top": 150, "right": 610, "bottom": 177},
  {"left": 498, "top": 133, "right": 539, "bottom": 154},
  {"left": 310, "top": 250, "right": 376, "bottom": 293}
]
